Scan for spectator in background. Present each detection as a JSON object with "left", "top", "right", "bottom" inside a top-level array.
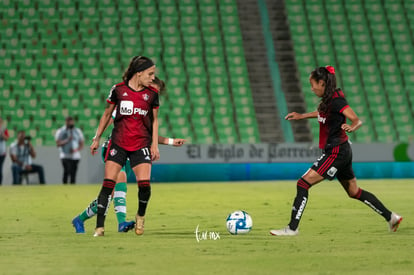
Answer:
[
  {"left": 0, "top": 117, "right": 10, "bottom": 185},
  {"left": 55, "top": 116, "right": 84, "bottom": 184},
  {"left": 10, "top": 130, "right": 45, "bottom": 185}
]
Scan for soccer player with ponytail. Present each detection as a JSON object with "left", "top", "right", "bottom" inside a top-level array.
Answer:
[
  {"left": 270, "top": 66, "right": 402, "bottom": 236},
  {"left": 90, "top": 56, "right": 160, "bottom": 237},
  {"left": 72, "top": 77, "right": 185, "bottom": 234}
]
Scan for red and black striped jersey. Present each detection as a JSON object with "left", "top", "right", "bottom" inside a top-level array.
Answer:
[
  {"left": 106, "top": 82, "right": 159, "bottom": 151},
  {"left": 318, "top": 90, "right": 349, "bottom": 149}
]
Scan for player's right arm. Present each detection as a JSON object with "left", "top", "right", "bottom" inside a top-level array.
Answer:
[
  {"left": 158, "top": 136, "right": 186, "bottom": 147},
  {"left": 285, "top": 111, "right": 318, "bottom": 120},
  {"left": 101, "top": 116, "right": 114, "bottom": 134},
  {"left": 90, "top": 102, "right": 116, "bottom": 155}
]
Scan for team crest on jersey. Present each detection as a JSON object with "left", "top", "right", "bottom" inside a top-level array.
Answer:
[
  {"left": 142, "top": 93, "right": 149, "bottom": 101},
  {"left": 110, "top": 148, "right": 117, "bottom": 156}
]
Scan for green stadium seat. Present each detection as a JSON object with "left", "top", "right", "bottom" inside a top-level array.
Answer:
[
  {"left": 372, "top": 113, "right": 393, "bottom": 126},
  {"left": 376, "top": 125, "right": 397, "bottom": 143},
  {"left": 192, "top": 118, "right": 215, "bottom": 142},
  {"left": 171, "top": 105, "right": 192, "bottom": 118},
  {"left": 189, "top": 94, "right": 210, "bottom": 107},
  {"left": 169, "top": 116, "right": 189, "bottom": 129},
  {"left": 239, "top": 126, "right": 260, "bottom": 144},
  {"left": 355, "top": 128, "right": 376, "bottom": 143},
  {"left": 194, "top": 135, "right": 215, "bottom": 144},
  {"left": 172, "top": 125, "right": 194, "bottom": 141},
  {"left": 158, "top": 124, "right": 169, "bottom": 138},
  {"left": 217, "top": 127, "right": 238, "bottom": 144},
  {"left": 397, "top": 131, "right": 414, "bottom": 142}
]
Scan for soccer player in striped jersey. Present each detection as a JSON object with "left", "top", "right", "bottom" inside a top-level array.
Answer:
[
  {"left": 270, "top": 66, "right": 402, "bottom": 236},
  {"left": 89, "top": 57, "right": 169, "bottom": 237},
  {"left": 72, "top": 76, "right": 185, "bottom": 234}
]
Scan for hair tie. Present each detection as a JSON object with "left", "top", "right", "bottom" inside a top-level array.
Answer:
[{"left": 325, "top": 65, "right": 335, "bottom": 75}]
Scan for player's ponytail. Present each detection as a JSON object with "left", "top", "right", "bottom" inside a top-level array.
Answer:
[
  {"left": 122, "top": 56, "right": 154, "bottom": 83},
  {"left": 310, "top": 66, "right": 338, "bottom": 113}
]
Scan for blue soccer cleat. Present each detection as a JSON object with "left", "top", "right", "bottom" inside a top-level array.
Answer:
[
  {"left": 118, "top": 221, "right": 135, "bottom": 232},
  {"left": 72, "top": 216, "right": 85, "bottom": 234}
]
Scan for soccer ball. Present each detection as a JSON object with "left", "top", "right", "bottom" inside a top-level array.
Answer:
[{"left": 226, "top": 210, "right": 253, "bottom": 235}]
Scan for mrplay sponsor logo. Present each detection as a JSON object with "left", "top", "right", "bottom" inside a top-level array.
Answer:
[{"left": 120, "top": 100, "right": 148, "bottom": 116}]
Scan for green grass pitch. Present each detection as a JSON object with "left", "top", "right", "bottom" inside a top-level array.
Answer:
[{"left": 0, "top": 179, "right": 413, "bottom": 275}]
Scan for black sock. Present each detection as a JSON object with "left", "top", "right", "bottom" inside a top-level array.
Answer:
[
  {"left": 96, "top": 179, "right": 116, "bottom": 228},
  {"left": 288, "top": 178, "right": 311, "bottom": 231},
  {"left": 352, "top": 188, "right": 392, "bottom": 221},
  {"left": 137, "top": 180, "right": 151, "bottom": 217}
]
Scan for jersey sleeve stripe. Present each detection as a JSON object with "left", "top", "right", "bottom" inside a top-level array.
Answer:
[
  {"left": 106, "top": 99, "right": 115, "bottom": 104},
  {"left": 339, "top": 105, "right": 349, "bottom": 113}
]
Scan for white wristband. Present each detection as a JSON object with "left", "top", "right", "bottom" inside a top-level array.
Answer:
[{"left": 168, "top": 138, "right": 174, "bottom": 145}]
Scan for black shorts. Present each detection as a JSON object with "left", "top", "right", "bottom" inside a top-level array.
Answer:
[
  {"left": 106, "top": 142, "right": 152, "bottom": 169},
  {"left": 311, "top": 141, "right": 355, "bottom": 181}
]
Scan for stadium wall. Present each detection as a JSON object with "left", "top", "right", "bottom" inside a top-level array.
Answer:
[{"left": 1, "top": 143, "right": 413, "bottom": 185}]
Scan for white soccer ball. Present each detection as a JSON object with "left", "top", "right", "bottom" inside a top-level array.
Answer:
[{"left": 226, "top": 210, "right": 253, "bottom": 235}]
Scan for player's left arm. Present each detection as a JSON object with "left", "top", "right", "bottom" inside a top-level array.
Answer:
[
  {"left": 341, "top": 106, "right": 363, "bottom": 133},
  {"left": 151, "top": 108, "right": 160, "bottom": 161},
  {"left": 101, "top": 115, "right": 115, "bottom": 134}
]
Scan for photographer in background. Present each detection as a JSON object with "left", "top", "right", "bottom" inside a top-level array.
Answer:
[
  {"left": 55, "top": 116, "right": 84, "bottom": 184},
  {"left": 0, "top": 117, "right": 10, "bottom": 185},
  {"left": 10, "top": 130, "right": 45, "bottom": 185}
]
